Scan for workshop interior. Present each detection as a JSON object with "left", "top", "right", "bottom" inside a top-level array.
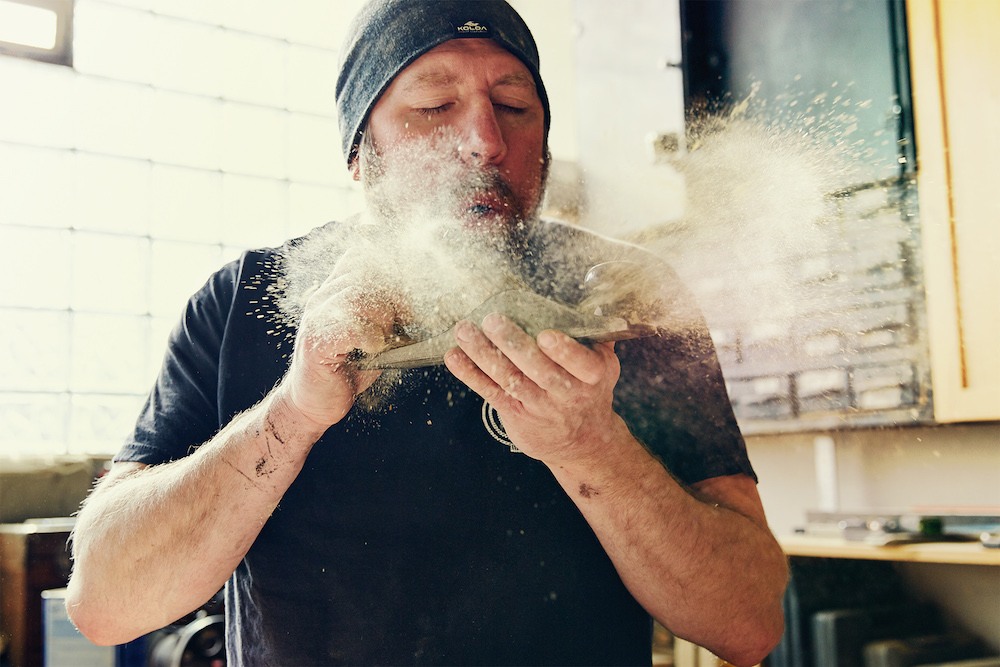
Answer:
[{"left": 1, "top": 0, "right": 998, "bottom": 665}]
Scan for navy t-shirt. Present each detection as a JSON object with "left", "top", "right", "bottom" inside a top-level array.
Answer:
[{"left": 118, "top": 220, "right": 753, "bottom": 666}]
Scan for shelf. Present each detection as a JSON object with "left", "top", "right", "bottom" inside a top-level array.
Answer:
[{"left": 779, "top": 534, "right": 1000, "bottom": 566}]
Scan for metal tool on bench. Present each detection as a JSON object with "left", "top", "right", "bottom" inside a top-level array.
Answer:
[{"left": 356, "top": 261, "right": 662, "bottom": 370}]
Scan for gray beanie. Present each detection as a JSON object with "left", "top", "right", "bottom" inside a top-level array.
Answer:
[{"left": 335, "top": 0, "right": 551, "bottom": 165}]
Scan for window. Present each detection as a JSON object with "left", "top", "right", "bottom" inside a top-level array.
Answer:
[
  {"left": 0, "top": 0, "right": 73, "bottom": 67},
  {"left": 675, "top": 0, "right": 932, "bottom": 432}
]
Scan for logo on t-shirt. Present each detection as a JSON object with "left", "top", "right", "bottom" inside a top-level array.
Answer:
[{"left": 482, "top": 401, "right": 520, "bottom": 453}]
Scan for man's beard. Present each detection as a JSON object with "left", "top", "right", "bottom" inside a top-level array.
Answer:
[{"left": 357, "top": 129, "right": 543, "bottom": 260}]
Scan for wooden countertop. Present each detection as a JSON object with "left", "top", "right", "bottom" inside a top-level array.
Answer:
[{"left": 778, "top": 534, "right": 1000, "bottom": 566}]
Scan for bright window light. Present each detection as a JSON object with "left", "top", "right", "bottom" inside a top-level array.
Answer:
[
  {"left": 0, "top": 0, "right": 72, "bottom": 66},
  {"left": 0, "top": 0, "right": 57, "bottom": 50}
]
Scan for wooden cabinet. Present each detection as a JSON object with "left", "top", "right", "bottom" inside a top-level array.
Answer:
[
  {"left": 907, "top": 0, "right": 1000, "bottom": 422},
  {"left": 0, "top": 523, "right": 73, "bottom": 667}
]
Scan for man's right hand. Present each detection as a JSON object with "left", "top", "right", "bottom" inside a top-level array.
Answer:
[{"left": 280, "top": 249, "right": 397, "bottom": 429}]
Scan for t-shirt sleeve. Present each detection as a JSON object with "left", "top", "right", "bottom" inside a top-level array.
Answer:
[
  {"left": 115, "top": 259, "right": 241, "bottom": 465},
  {"left": 612, "top": 262, "right": 755, "bottom": 487},
  {"left": 615, "top": 330, "right": 755, "bottom": 486}
]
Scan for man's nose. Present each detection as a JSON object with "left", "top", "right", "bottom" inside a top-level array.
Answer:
[{"left": 461, "top": 102, "right": 507, "bottom": 165}]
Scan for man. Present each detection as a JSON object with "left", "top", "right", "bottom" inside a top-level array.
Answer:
[{"left": 66, "top": 1, "right": 788, "bottom": 665}]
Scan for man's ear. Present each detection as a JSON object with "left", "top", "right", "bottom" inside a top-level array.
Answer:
[{"left": 350, "top": 156, "right": 361, "bottom": 181}]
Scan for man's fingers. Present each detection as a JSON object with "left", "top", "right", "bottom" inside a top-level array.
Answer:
[
  {"left": 442, "top": 346, "right": 509, "bottom": 407},
  {"left": 449, "top": 314, "right": 619, "bottom": 407},
  {"left": 476, "top": 313, "right": 609, "bottom": 394},
  {"left": 452, "top": 318, "right": 539, "bottom": 401},
  {"left": 536, "top": 330, "right": 614, "bottom": 386}
]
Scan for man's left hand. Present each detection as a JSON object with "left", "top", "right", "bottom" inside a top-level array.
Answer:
[{"left": 443, "top": 312, "right": 629, "bottom": 464}]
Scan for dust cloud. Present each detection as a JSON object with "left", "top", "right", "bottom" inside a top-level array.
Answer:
[{"left": 270, "top": 130, "right": 537, "bottom": 354}]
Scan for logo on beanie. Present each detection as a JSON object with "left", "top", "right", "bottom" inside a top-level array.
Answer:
[{"left": 456, "top": 20, "right": 490, "bottom": 35}]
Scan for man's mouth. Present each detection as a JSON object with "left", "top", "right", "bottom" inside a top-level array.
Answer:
[
  {"left": 462, "top": 191, "right": 513, "bottom": 225},
  {"left": 468, "top": 203, "right": 494, "bottom": 216}
]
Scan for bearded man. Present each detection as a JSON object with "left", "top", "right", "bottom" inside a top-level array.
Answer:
[{"left": 66, "top": 2, "right": 788, "bottom": 665}]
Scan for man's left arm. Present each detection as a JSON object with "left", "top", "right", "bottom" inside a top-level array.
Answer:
[
  {"left": 550, "top": 452, "right": 788, "bottom": 667},
  {"left": 444, "top": 314, "right": 788, "bottom": 667}
]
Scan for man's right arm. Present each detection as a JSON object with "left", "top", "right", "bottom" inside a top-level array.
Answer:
[
  {"left": 65, "top": 384, "right": 328, "bottom": 646},
  {"left": 66, "top": 251, "right": 392, "bottom": 646}
]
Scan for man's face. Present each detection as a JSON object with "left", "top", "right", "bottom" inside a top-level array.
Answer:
[{"left": 356, "top": 38, "right": 548, "bottom": 239}]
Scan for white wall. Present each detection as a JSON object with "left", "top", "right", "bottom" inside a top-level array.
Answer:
[
  {"left": 509, "top": 0, "right": 578, "bottom": 164},
  {"left": 0, "top": 0, "right": 368, "bottom": 456},
  {"left": 571, "top": 0, "right": 687, "bottom": 237},
  {"left": 747, "top": 424, "right": 1000, "bottom": 535}
]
